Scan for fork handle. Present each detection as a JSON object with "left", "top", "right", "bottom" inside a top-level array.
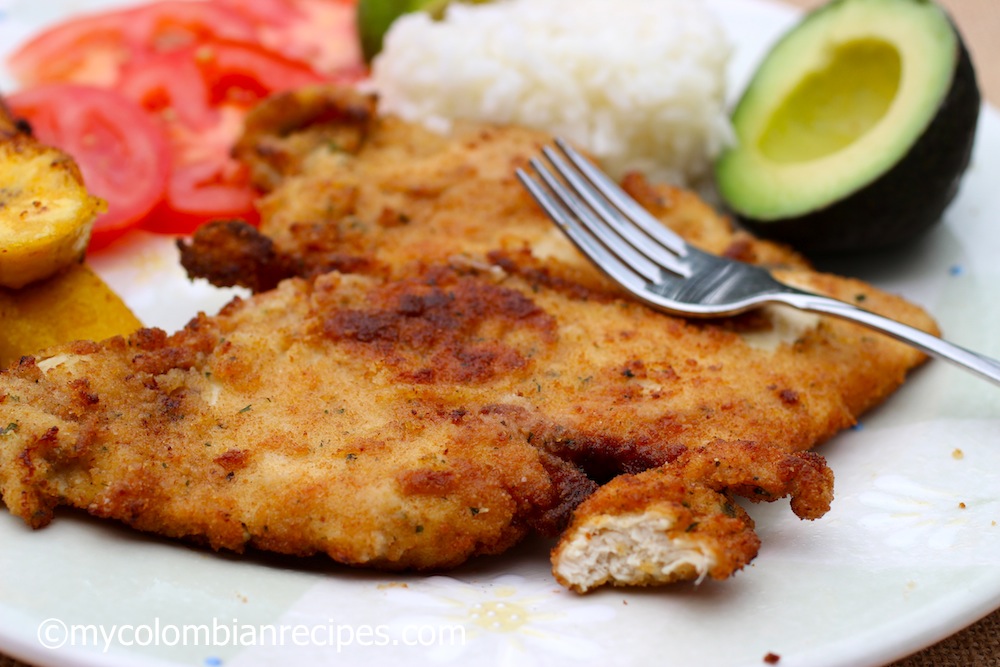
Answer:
[{"left": 779, "top": 292, "right": 1000, "bottom": 387}]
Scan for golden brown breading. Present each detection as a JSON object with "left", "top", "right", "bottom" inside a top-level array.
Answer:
[
  {"left": 192, "top": 86, "right": 805, "bottom": 294},
  {"left": 0, "top": 86, "right": 940, "bottom": 589},
  {"left": 0, "top": 271, "right": 597, "bottom": 569},
  {"left": 0, "top": 261, "right": 840, "bottom": 575},
  {"left": 183, "top": 85, "right": 936, "bottom": 454}
]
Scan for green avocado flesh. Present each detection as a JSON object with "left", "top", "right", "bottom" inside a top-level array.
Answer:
[
  {"left": 758, "top": 39, "right": 900, "bottom": 164},
  {"left": 715, "top": 0, "right": 980, "bottom": 254}
]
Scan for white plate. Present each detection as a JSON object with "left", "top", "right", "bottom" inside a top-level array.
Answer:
[{"left": 3, "top": 1, "right": 1000, "bottom": 666}]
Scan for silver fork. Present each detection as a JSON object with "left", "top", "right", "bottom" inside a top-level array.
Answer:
[{"left": 516, "top": 138, "right": 1000, "bottom": 387}]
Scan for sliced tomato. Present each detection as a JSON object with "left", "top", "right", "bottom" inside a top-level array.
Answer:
[
  {"left": 143, "top": 159, "right": 260, "bottom": 235},
  {"left": 213, "top": 0, "right": 304, "bottom": 27},
  {"left": 7, "top": 11, "right": 130, "bottom": 87},
  {"left": 118, "top": 1, "right": 257, "bottom": 52},
  {"left": 141, "top": 104, "right": 258, "bottom": 234},
  {"left": 119, "top": 39, "right": 326, "bottom": 127},
  {"left": 7, "top": 85, "right": 171, "bottom": 250},
  {"left": 196, "top": 38, "right": 329, "bottom": 107},
  {"left": 7, "top": 0, "right": 364, "bottom": 245},
  {"left": 117, "top": 49, "right": 218, "bottom": 132},
  {"left": 221, "top": 0, "right": 364, "bottom": 77},
  {"left": 116, "top": 39, "right": 328, "bottom": 234},
  {"left": 7, "top": 1, "right": 257, "bottom": 87}
]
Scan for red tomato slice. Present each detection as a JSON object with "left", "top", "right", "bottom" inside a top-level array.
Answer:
[
  {"left": 143, "top": 158, "right": 260, "bottom": 235},
  {"left": 7, "top": 84, "right": 171, "bottom": 251},
  {"left": 7, "top": 0, "right": 363, "bottom": 243},
  {"left": 7, "top": 1, "right": 257, "bottom": 87},
  {"left": 119, "top": 39, "right": 327, "bottom": 128},
  {"left": 196, "top": 39, "right": 329, "bottom": 106},
  {"left": 219, "top": 0, "right": 364, "bottom": 77},
  {"left": 118, "top": 49, "right": 218, "bottom": 132},
  {"left": 118, "top": 39, "right": 329, "bottom": 234},
  {"left": 142, "top": 103, "right": 259, "bottom": 234},
  {"left": 212, "top": 0, "right": 304, "bottom": 27},
  {"left": 7, "top": 11, "right": 129, "bottom": 87},
  {"left": 119, "top": 1, "right": 257, "bottom": 52}
]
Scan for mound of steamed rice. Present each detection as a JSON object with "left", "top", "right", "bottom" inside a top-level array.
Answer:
[{"left": 367, "top": 0, "right": 734, "bottom": 187}]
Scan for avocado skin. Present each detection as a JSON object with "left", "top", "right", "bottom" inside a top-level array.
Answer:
[{"left": 736, "top": 32, "right": 980, "bottom": 256}]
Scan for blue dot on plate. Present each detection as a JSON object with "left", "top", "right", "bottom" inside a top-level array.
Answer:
[
  {"left": 204, "top": 658, "right": 223, "bottom": 667},
  {"left": 949, "top": 264, "right": 965, "bottom": 277},
  {"left": 851, "top": 422, "right": 864, "bottom": 431}
]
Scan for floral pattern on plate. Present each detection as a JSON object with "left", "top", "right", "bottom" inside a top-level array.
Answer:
[
  {"left": 382, "top": 574, "right": 617, "bottom": 665},
  {"left": 858, "top": 474, "right": 992, "bottom": 550}
]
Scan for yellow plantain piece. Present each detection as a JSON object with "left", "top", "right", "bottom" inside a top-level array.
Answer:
[
  {"left": 0, "top": 262, "right": 143, "bottom": 368},
  {"left": 0, "top": 99, "right": 104, "bottom": 289},
  {"left": 0, "top": 98, "right": 141, "bottom": 367}
]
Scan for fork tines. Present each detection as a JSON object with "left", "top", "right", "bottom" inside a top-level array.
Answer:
[{"left": 515, "top": 138, "right": 692, "bottom": 283}]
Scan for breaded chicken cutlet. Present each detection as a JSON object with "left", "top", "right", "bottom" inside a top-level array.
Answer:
[{"left": 0, "top": 86, "right": 938, "bottom": 592}]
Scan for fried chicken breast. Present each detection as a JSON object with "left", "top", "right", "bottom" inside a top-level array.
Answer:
[{"left": 0, "top": 86, "right": 938, "bottom": 591}]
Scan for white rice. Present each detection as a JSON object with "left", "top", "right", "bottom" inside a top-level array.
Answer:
[{"left": 367, "top": 0, "right": 734, "bottom": 187}]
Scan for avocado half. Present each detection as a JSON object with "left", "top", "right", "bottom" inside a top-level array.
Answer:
[{"left": 715, "top": 0, "right": 980, "bottom": 255}]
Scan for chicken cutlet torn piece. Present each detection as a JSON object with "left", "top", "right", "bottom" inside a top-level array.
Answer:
[
  {"left": 553, "top": 474, "right": 758, "bottom": 593},
  {"left": 552, "top": 441, "right": 833, "bottom": 593}
]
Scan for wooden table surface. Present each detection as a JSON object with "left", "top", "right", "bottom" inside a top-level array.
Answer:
[{"left": 1, "top": 1, "right": 998, "bottom": 667}]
